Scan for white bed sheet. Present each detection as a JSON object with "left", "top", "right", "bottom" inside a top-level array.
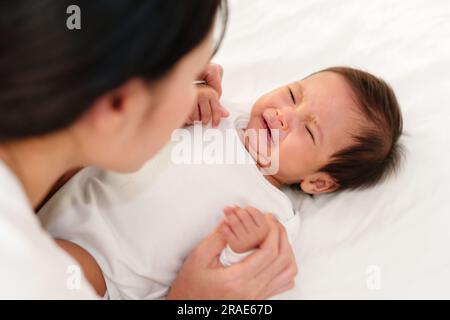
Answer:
[{"left": 215, "top": 0, "right": 450, "bottom": 299}]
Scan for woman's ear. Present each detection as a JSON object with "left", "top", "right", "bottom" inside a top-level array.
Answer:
[
  {"left": 70, "top": 78, "right": 155, "bottom": 171},
  {"left": 299, "top": 172, "right": 339, "bottom": 194},
  {"left": 79, "top": 78, "right": 152, "bottom": 137}
]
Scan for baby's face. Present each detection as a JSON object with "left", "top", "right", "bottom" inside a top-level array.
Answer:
[{"left": 246, "top": 71, "right": 365, "bottom": 193}]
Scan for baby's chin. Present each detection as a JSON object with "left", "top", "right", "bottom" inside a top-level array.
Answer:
[{"left": 262, "top": 174, "right": 284, "bottom": 189}]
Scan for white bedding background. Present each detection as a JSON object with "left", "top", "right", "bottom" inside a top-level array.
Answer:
[{"left": 215, "top": 0, "right": 450, "bottom": 299}]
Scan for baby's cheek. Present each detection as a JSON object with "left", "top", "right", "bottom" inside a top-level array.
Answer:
[
  {"left": 252, "top": 96, "right": 275, "bottom": 114},
  {"left": 250, "top": 103, "right": 264, "bottom": 117},
  {"left": 279, "top": 136, "right": 314, "bottom": 177}
]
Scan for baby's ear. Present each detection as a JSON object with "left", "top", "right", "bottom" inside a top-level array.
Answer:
[{"left": 299, "top": 172, "right": 339, "bottom": 194}]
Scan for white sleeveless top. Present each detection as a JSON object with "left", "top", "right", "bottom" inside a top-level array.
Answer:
[{"left": 0, "top": 161, "right": 97, "bottom": 299}]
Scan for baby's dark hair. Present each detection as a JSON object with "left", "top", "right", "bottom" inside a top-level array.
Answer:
[{"left": 316, "top": 67, "right": 403, "bottom": 191}]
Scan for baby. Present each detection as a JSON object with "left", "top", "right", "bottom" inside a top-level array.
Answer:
[
  {"left": 192, "top": 66, "right": 403, "bottom": 252},
  {"left": 39, "top": 66, "right": 403, "bottom": 299}
]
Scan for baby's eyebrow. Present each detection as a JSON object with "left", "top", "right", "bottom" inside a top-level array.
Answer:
[
  {"left": 294, "top": 81, "right": 304, "bottom": 95},
  {"left": 287, "top": 82, "right": 303, "bottom": 103},
  {"left": 290, "top": 81, "right": 304, "bottom": 102}
]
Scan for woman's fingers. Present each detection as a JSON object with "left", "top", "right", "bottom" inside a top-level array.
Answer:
[
  {"left": 263, "top": 280, "right": 295, "bottom": 299},
  {"left": 192, "top": 226, "right": 228, "bottom": 267},
  {"left": 260, "top": 259, "right": 297, "bottom": 299},
  {"left": 252, "top": 220, "right": 297, "bottom": 298},
  {"left": 174, "top": 206, "right": 296, "bottom": 300},
  {"left": 215, "top": 205, "right": 297, "bottom": 299},
  {"left": 263, "top": 224, "right": 298, "bottom": 298}
]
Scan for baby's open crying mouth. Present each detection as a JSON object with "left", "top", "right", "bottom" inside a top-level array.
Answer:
[{"left": 261, "top": 116, "right": 273, "bottom": 142}]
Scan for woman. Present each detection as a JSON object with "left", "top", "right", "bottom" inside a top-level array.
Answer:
[{"left": 0, "top": 0, "right": 297, "bottom": 299}]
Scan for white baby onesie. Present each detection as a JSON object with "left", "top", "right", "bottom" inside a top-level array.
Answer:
[{"left": 38, "top": 113, "right": 300, "bottom": 299}]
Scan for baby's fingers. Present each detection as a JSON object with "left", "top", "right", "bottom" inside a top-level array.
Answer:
[
  {"left": 224, "top": 210, "right": 246, "bottom": 239},
  {"left": 236, "top": 208, "right": 258, "bottom": 234},
  {"left": 190, "top": 105, "right": 201, "bottom": 123},
  {"left": 219, "top": 220, "right": 239, "bottom": 244},
  {"left": 220, "top": 106, "right": 230, "bottom": 117},
  {"left": 199, "top": 100, "right": 212, "bottom": 124},
  {"left": 211, "top": 99, "right": 228, "bottom": 127},
  {"left": 246, "top": 207, "right": 268, "bottom": 230}
]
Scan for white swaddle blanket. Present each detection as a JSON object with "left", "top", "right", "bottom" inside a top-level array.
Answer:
[{"left": 38, "top": 113, "right": 300, "bottom": 299}]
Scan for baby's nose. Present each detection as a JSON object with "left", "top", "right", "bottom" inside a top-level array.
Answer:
[{"left": 268, "top": 108, "right": 288, "bottom": 130}]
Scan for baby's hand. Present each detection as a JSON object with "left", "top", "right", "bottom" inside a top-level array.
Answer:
[
  {"left": 220, "top": 206, "right": 270, "bottom": 253},
  {"left": 186, "top": 85, "right": 229, "bottom": 127}
]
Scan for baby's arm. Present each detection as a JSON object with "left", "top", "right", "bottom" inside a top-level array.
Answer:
[
  {"left": 56, "top": 239, "right": 106, "bottom": 297},
  {"left": 220, "top": 206, "right": 270, "bottom": 256}
]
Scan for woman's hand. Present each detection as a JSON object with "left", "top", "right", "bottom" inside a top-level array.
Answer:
[
  {"left": 186, "top": 63, "right": 229, "bottom": 127},
  {"left": 167, "top": 206, "right": 298, "bottom": 300}
]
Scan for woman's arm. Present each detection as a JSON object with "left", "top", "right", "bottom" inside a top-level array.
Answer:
[{"left": 56, "top": 239, "right": 107, "bottom": 297}]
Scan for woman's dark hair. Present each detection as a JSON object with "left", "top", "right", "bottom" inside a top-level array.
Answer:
[{"left": 0, "top": 0, "right": 228, "bottom": 141}]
